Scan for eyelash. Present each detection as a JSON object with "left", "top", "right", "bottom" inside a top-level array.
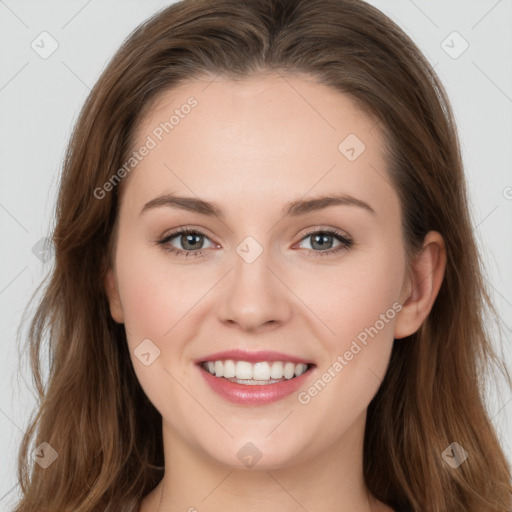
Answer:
[{"left": 157, "top": 227, "right": 353, "bottom": 259}]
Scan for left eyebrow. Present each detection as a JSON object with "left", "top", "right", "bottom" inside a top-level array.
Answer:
[
  {"left": 140, "top": 192, "right": 376, "bottom": 218},
  {"left": 282, "top": 194, "right": 376, "bottom": 216}
]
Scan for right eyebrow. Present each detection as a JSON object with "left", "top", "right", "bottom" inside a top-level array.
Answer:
[{"left": 140, "top": 194, "right": 224, "bottom": 218}]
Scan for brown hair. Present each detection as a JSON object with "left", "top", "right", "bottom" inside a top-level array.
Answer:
[{"left": 14, "top": 0, "right": 512, "bottom": 510}]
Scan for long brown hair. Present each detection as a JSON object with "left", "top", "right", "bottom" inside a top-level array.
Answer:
[{"left": 14, "top": 0, "right": 511, "bottom": 510}]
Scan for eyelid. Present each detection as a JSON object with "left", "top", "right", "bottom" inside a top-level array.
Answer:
[
  {"left": 296, "top": 225, "right": 352, "bottom": 244},
  {"left": 157, "top": 225, "right": 217, "bottom": 244}
]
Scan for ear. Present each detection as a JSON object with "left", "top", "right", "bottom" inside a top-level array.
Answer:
[
  {"left": 394, "top": 231, "right": 446, "bottom": 339},
  {"left": 104, "top": 268, "right": 124, "bottom": 324}
]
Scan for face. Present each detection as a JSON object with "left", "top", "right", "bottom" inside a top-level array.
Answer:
[{"left": 105, "top": 73, "right": 413, "bottom": 470}]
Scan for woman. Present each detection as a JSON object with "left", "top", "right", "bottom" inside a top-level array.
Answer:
[{"left": 14, "top": 0, "right": 512, "bottom": 511}]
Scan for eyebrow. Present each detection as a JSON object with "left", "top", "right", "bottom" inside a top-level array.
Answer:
[{"left": 140, "top": 192, "right": 376, "bottom": 219}]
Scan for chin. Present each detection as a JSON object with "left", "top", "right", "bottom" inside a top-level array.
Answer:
[{"left": 198, "top": 435, "right": 310, "bottom": 472}]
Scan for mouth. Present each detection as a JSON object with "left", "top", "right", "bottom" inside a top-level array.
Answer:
[{"left": 195, "top": 350, "right": 316, "bottom": 405}]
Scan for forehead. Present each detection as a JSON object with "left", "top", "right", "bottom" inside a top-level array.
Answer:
[{"left": 125, "top": 73, "right": 395, "bottom": 219}]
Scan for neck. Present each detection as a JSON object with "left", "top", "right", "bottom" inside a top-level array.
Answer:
[{"left": 140, "top": 412, "right": 392, "bottom": 512}]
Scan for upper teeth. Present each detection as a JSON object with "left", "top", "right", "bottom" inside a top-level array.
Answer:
[{"left": 203, "top": 360, "right": 308, "bottom": 380}]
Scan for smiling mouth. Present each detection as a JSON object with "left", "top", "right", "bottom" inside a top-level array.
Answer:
[{"left": 199, "top": 359, "right": 315, "bottom": 385}]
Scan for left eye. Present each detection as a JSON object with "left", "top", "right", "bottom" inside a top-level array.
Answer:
[{"left": 296, "top": 231, "right": 349, "bottom": 251}]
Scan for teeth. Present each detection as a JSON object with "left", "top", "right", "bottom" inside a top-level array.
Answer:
[
  {"left": 235, "top": 361, "right": 253, "bottom": 380},
  {"left": 223, "top": 359, "right": 236, "bottom": 378},
  {"left": 214, "top": 360, "right": 224, "bottom": 378},
  {"left": 202, "top": 359, "right": 309, "bottom": 381},
  {"left": 253, "top": 362, "right": 270, "bottom": 380},
  {"left": 270, "top": 361, "right": 283, "bottom": 379},
  {"left": 283, "top": 362, "right": 295, "bottom": 379}
]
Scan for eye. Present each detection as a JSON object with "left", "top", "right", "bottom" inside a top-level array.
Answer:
[
  {"left": 295, "top": 228, "right": 353, "bottom": 258},
  {"left": 157, "top": 228, "right": 215, "bottom": 258}
]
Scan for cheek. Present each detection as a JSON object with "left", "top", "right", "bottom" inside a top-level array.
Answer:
[
  {"left": 114, "top": 234, "right": 200, "bottom": 342},
  {"left": 113, "top": 237, "right": 201, "bottom": 425},
  {"left": 295, "top": 243, "right": 405, "bottom": 353},
  {"left": 116, "top": 252, "right": 169, "bottom": 342},
  {"left": 291, "top": 249, "right": 404, "bottom": 442}
]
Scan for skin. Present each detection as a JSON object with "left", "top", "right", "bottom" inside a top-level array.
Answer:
[{"left": 105, "top": 72, "right": 446, "bottom": 512}]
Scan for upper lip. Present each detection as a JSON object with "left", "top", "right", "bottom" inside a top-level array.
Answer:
[{"left": 195, "top": 349, "right": 314, "bottom": 365}]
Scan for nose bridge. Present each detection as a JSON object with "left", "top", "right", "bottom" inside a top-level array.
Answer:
[
  {"left": 233, "top": 234, "right": 272, "bottom": 289},
  {"left": 217, "top": 233, "right": 292, "bottom": 330}
]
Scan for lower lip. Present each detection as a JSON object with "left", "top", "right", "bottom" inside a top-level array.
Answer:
[{"left": 197, "top": 364, "right": 314, "bottom": 405}]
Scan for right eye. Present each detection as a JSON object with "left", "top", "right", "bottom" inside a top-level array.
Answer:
[{"left": 158, "top": 228, "right": 216, "bottom": 258}]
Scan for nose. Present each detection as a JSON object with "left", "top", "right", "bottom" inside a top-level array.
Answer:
[{"left": 216, "top": 240, "right": 293, "bottom": 333}]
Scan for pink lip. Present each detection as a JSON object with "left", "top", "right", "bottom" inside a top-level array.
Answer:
[
  {"left": 195, "top": 349, "right": 313, "bottom": 365},
  {"left": 197, "top": 364, "right": 315, "bottom": 405}
]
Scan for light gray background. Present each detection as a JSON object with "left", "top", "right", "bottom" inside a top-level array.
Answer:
[{"left": 1, "top": 0, "right": 511, "bottom": 509}]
